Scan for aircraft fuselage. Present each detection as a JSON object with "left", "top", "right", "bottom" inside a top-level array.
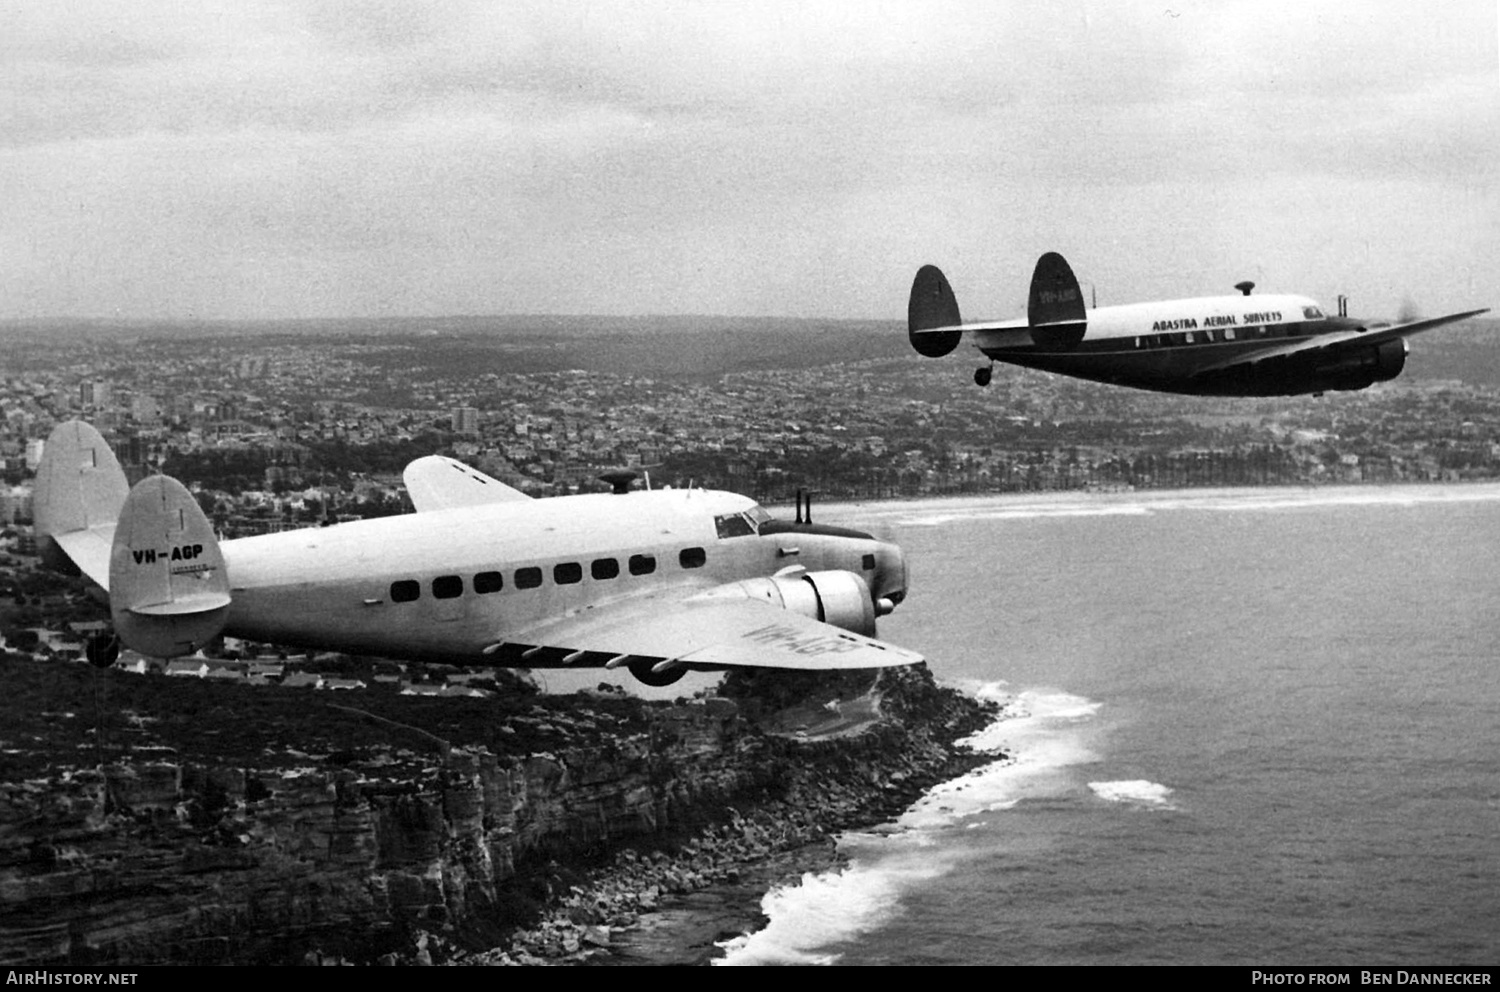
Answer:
[
  {"left": 216, "top": 488, "right": 904, "bottom": 666},
  {"left": 971, "top": 294, "right": 1394, "bottom": 396}
]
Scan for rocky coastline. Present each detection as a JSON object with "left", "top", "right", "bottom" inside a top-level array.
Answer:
[{"left": 0, "top": 655, "right": 1001, "bottom": 966}]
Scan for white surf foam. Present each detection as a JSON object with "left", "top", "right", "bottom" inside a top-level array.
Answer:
[
  {"left": 1089, "top": 779, "right": 1176, "bottom": 809},
  {"left": 714, "top": 832, "right": 950, "bottom": 966},
  {"left": 902, "top": 689, "right": 1102, "bottom": 829},
  {"left": 715, "top": 686, "right": 1103, "bottom": 965},
  {"left": 899, "top": 505, "right": 1152, "bottom": 527}
]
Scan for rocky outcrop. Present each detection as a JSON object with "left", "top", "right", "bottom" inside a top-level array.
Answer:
[{"left": 0, "top": 663, "right": 998, "bottom": 965}]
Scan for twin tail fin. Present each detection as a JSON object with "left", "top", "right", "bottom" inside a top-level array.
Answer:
[
  {"left": 1026, "top": 251, "right": 1088, "bottom": 349},
  {"left": 35, "top": 420, "right": 230, "bottom": 657},
  {"left": 33, "top": 420, "right": 130, "bottom": 583},
  {"left": 109, "top": 475, "right": 231, "bottom": 657},
  {"left": 908, "top": 264, "right": 963, "bottom": 358},
  {"left": 907, "top": 251, "right": 1090, "bottom": 358}
]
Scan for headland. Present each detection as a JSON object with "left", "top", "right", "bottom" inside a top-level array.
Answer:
[{"left": 0, "top": 654, "right": 999, "bottom": 966}]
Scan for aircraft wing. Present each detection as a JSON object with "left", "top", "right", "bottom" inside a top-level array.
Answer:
[
  {"left": 402, "top": 455, "right": 531, "bottom": 512},
  {"left": 503, "top": 584, "right": 922, "bottom": 672},
  {"left": 1193, "top": 309, "right": 1490, "bottom": 375}
]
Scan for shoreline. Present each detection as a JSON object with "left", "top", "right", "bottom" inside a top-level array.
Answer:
[
  {"left": 801, "top": 476, "right": 1500, "bottom": 512},
  {"left": 449, "top": 675, "right": 1006, "bottom": 966}
]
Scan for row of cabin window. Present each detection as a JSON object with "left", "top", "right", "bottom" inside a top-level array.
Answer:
[
  {"left": 387, "top": 547, "right": 708, "bottom": 604},
  {"left": 1132, "top": 324, "right": 1295, "bottom": 350}
]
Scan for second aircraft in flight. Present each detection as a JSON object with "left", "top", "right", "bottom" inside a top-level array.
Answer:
[{"left": 908, "top": 251, "right": 1487, "bottom": 396}]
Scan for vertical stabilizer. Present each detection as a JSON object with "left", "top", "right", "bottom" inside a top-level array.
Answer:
[
  {"left": 109, "top": 475, "right": 231, "bottom": 657},
  {"left": 1026, "top": 252, "right": 1088, "bottom": 349},
  {"left": 34, "top": 420, "right": 130, "bottom": 584},
  {"left": 908, "top": 265, "right": 964, "bottom": 358}
]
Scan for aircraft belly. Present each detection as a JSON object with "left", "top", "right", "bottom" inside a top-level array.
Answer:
[
  {"left": 985, "top": 348, "right": 1186, "bottom": 390},
  {"left": 983, "top": 340, "right": 1326, "bottom": 396}
]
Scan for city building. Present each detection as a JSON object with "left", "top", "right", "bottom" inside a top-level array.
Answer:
[{"left": 452, "top": 406, "right": 480, "bottom": 435}]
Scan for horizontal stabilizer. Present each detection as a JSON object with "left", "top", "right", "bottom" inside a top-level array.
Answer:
[
  {"left": 109, "top": 475, "right": 231, "bottom": 657},
  {"left": 908, "top": 265, "right": 963, "bottom": 357},
  {"left": 403, "top": 455, "right": 531, "bottom": 512},
  {"left": 33, "top": 420, "right": 130, "bottom": 587}
]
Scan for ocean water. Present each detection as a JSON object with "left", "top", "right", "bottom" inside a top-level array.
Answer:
[{"left": 718, "top": 484, "right": 1500, "bottom": 966}]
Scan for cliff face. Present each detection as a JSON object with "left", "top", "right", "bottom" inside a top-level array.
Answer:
[{"left": 0, "top": 666, "right": 996, "bottom": 966}]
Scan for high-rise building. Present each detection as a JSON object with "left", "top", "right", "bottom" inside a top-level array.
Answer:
[
  {"left": 79, "top": 379, "right": 112, "bottom": 409},
  {"left": 453, "top": 407, "right": 480, "bottom": 436}
]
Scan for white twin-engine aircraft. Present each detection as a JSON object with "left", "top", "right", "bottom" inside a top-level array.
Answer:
[
  {"left": 35, "top": 421, "right": 918, "bottom": 688},
  {"left": 909, "top": 252, "right": 1488, "bottom": 396}
]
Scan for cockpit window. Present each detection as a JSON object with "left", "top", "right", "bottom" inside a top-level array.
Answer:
[
  {"left": 715, "top": 512, "right": 756, "bottom": 539},
  {"left": 1303, "top": 306, "right": 1324, "bottom": 320},
  {"left": 746, "top": 505, "right": 773, "bottom": 527}
]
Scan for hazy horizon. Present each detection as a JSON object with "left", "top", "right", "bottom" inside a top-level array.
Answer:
[{"left": 0, "top": 311, "right": 905, "bottom": 333}]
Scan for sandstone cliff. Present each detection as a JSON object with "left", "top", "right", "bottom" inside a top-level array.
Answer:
[{"left": 0, "top": 657, "right": 998, "bottom": 965}]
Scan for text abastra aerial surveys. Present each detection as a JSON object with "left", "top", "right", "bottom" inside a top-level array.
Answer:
[
  {"left": 36, "top": 421, "right": 919, "bottom": 688},
  {"left": 909, "top": 251, "right": 1488, "bottom": 395}
]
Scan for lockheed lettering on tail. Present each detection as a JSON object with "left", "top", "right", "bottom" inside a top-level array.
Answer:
[
  {"left": 36, "top": 421, "right": 920, "bottom": 689},
  {"left": 908, "top": 251, "right": 1488, "bottom": 396}
]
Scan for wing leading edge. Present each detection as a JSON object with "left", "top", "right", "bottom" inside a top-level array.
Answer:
[
  {"left": 1194, "top": 308, "right": 1490, "bottom": 376},
  {"left": 505, "top": 584, "right": 922, "bottom": 672}
]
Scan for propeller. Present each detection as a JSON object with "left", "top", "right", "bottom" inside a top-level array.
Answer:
[
  {"left": 1396, "top": 296, "right": 1422, "bottom": 325},
  {"left": 1366, "top": 297, "right": 1421, "bottom": 331}
]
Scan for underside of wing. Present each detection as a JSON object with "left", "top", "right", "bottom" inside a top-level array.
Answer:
[
  {"left": 503, "top": 584, "right": 922, "bottom": 673},
  {"left": 1194, "top": 309, "right": 1490, "bottom": 376},
  {"left": 50, "top": 526, "right": 116, "bottom": 590},
  {"left": 402, "top": 455, "right": 531, "bottom": 512},
  {"left": 1192, "top": 331, "right": 1368, "bottom": 374}
]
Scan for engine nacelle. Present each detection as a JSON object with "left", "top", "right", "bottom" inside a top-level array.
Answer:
[
  {"left": 1371, "top": 338, "right": 1409, "bottom": 383},
  {"left": 1313, "top": 338, "right": 1408, "bottom": 391},
  {"left": 716, "top": 570, "right": 878, "bottom": 638}
]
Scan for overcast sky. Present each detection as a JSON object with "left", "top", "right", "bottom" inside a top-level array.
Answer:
[{"left": 2, "top": 1, "right": 1496, "bottom": 322}]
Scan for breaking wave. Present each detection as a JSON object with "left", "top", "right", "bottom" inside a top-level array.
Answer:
[
  {"left": 1089, "top": 779, "right": 1176, "bottom": 809},
  {"left": 714, "top": 686, "right": 1103, "bottom": 966},
  {"left": 819, "top": 483, "right": 1500, "bottom": 531}
]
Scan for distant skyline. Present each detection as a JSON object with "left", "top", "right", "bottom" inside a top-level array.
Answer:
[{"left": 3, "top": 1, "right": 1496, "bottom": 322}]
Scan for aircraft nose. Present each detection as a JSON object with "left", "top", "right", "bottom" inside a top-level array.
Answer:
[{"left": 871, "top": 541, "right": 908, "bottom": 613}]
